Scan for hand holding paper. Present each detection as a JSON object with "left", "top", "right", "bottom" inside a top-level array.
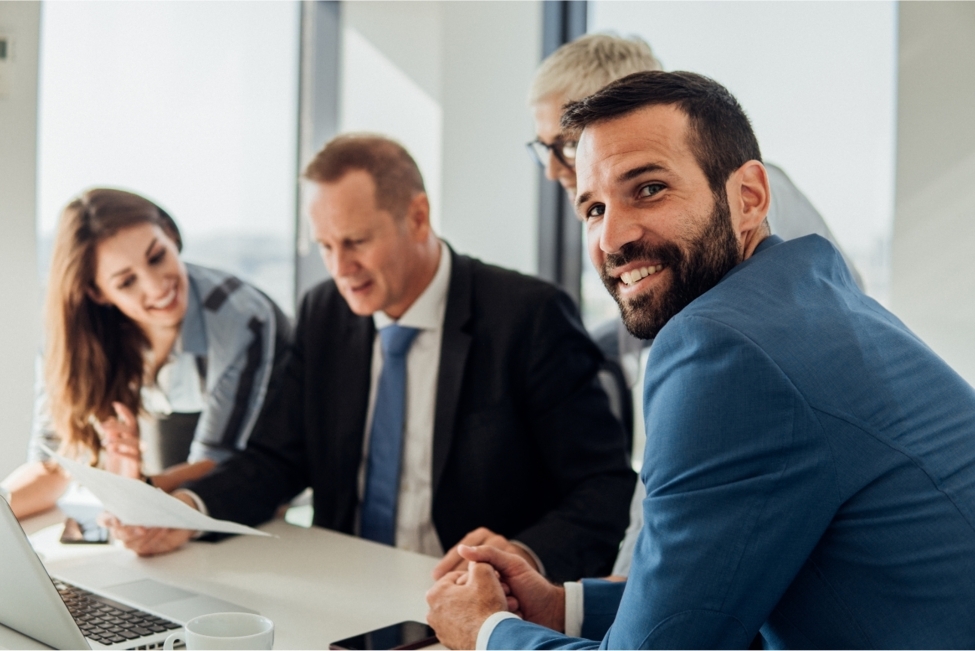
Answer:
[
  {"left": 99, "top": 401, "right": 143, "bottom": 479},
  {"left": 44, "top": 447, "right": 268, "bottom": 537}
]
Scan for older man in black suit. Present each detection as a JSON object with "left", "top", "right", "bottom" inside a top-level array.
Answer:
[{"left": 109, "top": 134, "right": 634, "bottom": 583}]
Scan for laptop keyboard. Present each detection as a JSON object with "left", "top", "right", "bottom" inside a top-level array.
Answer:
[{"left": 54, "top": 580, "right": 180, "bottom": 648}]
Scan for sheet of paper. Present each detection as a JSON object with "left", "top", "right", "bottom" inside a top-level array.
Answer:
[{"left": 44, "top": 447, "right": 269, "bottom": 536}]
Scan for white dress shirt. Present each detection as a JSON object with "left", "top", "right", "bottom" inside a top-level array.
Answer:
[
  {"left": 356, "top": 241, "right": 451, "bottom": 557},
  {"left": 140, "top": 341, "right": 206, "bottom": 475}
]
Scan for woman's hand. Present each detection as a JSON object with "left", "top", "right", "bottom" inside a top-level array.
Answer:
[{"left": 100, "top": 402, "right": 142, "bottom": 479}]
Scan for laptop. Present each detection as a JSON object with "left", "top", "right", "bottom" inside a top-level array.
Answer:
[{"left": 0, "top": 497, "right": 253, "bottom": 650}]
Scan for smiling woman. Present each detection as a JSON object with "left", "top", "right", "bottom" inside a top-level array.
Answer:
[{"left": 0, "top": 189, "right": 291, "bottom": 520}]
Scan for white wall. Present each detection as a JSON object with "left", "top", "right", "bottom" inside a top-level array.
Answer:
[
  {"left": 0, "top": 1, "right": 41, "bottom": 478},
  {"left": 340, "top": 1, "right": 540, "bottom": 275},
  {"left": 892, "top": 2, "right": 975, "bottom": 386}
]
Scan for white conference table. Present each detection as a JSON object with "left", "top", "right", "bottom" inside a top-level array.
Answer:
[{"left": 1, "top": 510, "right": 443, "bottom": 649}]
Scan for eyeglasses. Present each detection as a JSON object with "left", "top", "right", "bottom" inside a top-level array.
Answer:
[{"left": 526, "top": 137, "right": 578, "bottom": 170}]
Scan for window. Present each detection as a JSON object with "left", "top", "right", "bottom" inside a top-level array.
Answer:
[
  {"left": 338, "top": 2, "right": 443, "bottom": 230},
  {"left": 37, "top": 1, "right": 301, "bottom": 313}
]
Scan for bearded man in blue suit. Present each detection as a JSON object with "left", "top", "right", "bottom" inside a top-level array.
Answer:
[{"left": 426, "top": 70, "right": 975, "bottom": 649}]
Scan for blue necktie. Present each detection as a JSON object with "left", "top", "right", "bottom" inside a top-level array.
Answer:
[{"left": 361, "top": 324, "right": 420, "bottom": 545}]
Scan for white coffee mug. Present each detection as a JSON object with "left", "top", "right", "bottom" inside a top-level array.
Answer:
[{"left": 164, "top": 612, "right": 274, "bottom": 650}]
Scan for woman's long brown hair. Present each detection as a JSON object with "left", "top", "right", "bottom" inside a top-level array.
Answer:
[{"left": 45, "top": 189, "right": 182, "bottom": 462}]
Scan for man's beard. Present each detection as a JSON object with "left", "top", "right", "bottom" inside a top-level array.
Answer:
[{"left": 599, "top": 191, "right": 742, "bottom": 340}]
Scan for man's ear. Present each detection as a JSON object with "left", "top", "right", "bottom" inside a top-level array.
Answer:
[
  {"left": 730, "top": 160, "right": 770, "bottom": 236},
  {"left": 405, "top": 192, "right": 432, "bottom": 241}
]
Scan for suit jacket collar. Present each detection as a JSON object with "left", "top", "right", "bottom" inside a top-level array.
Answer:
[
  {"left": 331, "top": 302, "right": 375, "bottom": 530},
  {"left": 432, "top": 244, "right": 474, "bottom": 494},
  {"left": 722, "top": 234, "right": 784, "bottom": 284}
]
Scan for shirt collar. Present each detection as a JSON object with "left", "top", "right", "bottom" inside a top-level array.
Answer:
[
  {"left": 373, "top": 240, "right": 451, "bottom": 332},
  {"left": 180, "top": 271, "right": 208, "bottom": 356}
]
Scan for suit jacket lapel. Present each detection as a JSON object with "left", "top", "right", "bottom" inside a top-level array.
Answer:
[
  {"left": 326, "top": 305, "right": 375, "bottom": 530},
  {"left": 432, "top": 248, "right": 473, "bottom": 494}
]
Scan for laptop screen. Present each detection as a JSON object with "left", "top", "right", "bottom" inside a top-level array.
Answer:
[{"left": 0, "top": 497, "right": 91, "bottom": 649}]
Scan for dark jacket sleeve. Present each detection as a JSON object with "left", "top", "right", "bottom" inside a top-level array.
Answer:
[
  {"left": 512, "top": 289, "right": 636, "bottom": 581},
  {"left": 182, "top": 293, "right": 314, "bottom": 525}
]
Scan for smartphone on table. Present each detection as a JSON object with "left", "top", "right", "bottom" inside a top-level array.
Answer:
[
  {"left": 59, "top": 517, "right": 110, "bottom": 544},
  {"left": 329, "top": 620, "right": 438, "bottom": 650}
]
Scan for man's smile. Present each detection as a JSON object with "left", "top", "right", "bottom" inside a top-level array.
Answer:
[{"left": 617, "top": 263, "right": 665, "bottom": 287}]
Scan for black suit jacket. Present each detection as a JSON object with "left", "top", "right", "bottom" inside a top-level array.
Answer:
[{"left": 188, "top": 249, "right": 635, "bottom": 581}]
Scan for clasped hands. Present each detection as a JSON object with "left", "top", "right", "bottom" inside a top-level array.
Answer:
[{"left": 427, "top": 543, "right": 566, "bottom": 650}]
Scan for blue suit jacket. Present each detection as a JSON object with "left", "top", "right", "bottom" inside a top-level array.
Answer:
[{"left": 490, "top": 235, "right": 975, "bottom": 649}]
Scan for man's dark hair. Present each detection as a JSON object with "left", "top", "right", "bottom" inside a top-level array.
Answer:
[
  {"left": 304, "top": 134, "right": 426, "bottom": 216},
  {"left": 562, "top": 71, "right": 761, "bottom": 195}
]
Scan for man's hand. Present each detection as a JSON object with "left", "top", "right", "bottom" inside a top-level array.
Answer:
[
  {"left": 457, "top": 544, "right": 565, "bottom": 631},
  {"left": 148, "top": 459, "right": 216, "bottom": 494},
  {"left": 433, "top": 527, "right": 538, "bottom": 579},
  {"left": 98, "top": 492, "right": 197, "bottom": 556},
  {"left": 100, "top": 402, "right": 141, "bottom": 479},
  {"left": 426, "top": 563, "right": 508, "bottom": 650}
]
